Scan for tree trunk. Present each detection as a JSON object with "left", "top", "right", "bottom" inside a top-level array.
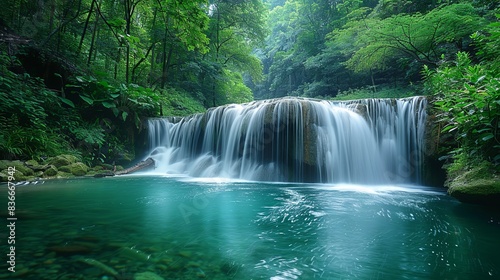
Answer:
[
  {"left": 78, "top": 0, "right": 96, "bottom": 54},
  {"left": 114, "top": 158, "right": 155, "bottom": 175},
  {"left": 149, "top": 7, "right": 157, "bottom": 86},
  {"left": 87, "top": 2, "right": 100, "bottom": 65}
]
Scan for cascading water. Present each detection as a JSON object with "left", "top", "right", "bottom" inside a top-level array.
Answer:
[{"left": 146, "top": 96, "right": 427, "bottom": 184}]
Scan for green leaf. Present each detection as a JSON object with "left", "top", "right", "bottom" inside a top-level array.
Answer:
[
  {"left": 481, "top": 134, "right": 494, "bottom": 141},
  {"left": 442, "top": 125, "right": 457, "bottom": 133},
  {"left": 102, "top": 101, "right": 116, "bottom": 108},
  {"left": 121, "top": 111, "right": 128, "bottom": 121},
  {"left": 80, "top": 95, "right": 94, "bottom": 105},
  {"left": 76, "top": 76, "right": 86, "bottom": 83},
  {"left": 59, "top": 97, "right": 75, "bottom": 108}
]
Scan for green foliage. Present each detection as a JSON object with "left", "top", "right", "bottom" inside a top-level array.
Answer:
[
  {"left": 159, "top": 87, "right": 206, "bottom": 116},
  {"left": 471, "top": 14, "right": 500, "bottom": 72},
  {"left": 333, "top": 85, "right": 416, "bottom": 101},
  {"left": 68, "top": 75, "right": 160, "bottom": 127},
  {"left": 336, "top": 3, "right": 484, "bottom": 73},
  {"left": 424, "top": 51, "right": 500, "bottom": 166},
  {"left": 217, "top": 69, "right": 254, "bottom": 104},
  {"left": 0, "top": 52, "right": 74, "bottom": 159}
]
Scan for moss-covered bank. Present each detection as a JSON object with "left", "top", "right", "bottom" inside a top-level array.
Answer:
[
  {"left": 0, "top": 155, "right": 124, "bottom": 183},
  {"left": 445, "top": 159, "right": 500, "bottom": 208}
]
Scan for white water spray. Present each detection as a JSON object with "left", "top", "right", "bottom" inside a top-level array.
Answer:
[{"left": 146, "top": 97, "right": 427, "bottom": 184}]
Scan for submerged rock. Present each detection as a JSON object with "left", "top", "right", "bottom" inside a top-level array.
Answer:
[
  {"left": 48, "top": 244, "right": 93, "bottom": 255},
  {"left": 78, "top": 258, "right": 118, "bottom": 277},
  {"left": 133, "top": 271, "right": 164, "bottom": 280},
  {"left": 118, "top": 247, "right": 150, "bottom": 262}
]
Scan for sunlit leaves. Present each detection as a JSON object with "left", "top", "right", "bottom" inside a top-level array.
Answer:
[
  {"left": 333, "top": 3, "right": 484, "bottom": 73},
  {"left": 425, "top": 51, "right": 500, "bottom": 165}
]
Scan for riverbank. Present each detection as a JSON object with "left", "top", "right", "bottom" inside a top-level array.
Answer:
[
  {"left": 0, "top": 155, "right": 124, "bottom": 183},
  {"left": 446, "top": 163, "right": 500, "bottom": 208}
]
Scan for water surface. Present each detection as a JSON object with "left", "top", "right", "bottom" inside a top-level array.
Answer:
[{"left": 1, "top": 176, "right": 499, "bottom": 279}]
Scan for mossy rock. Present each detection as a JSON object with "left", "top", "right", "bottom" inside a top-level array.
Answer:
[
  {"left": 0, "top": 171, "right": 9, "bottom": 182},
  {"left": 43, "top": 165, "right": 58, "bottom": 177},
  {"left": 100, "top": 163, "right": 114, "bottom": 170},
  {"left": 92, "top": 171, "right": 115, "bottom": 178},
  {"left": 56, "top": 171, "right": 74, "bottom": 178},
  {"left": 5, "top": 160, "right": 35, "bottom": 176},
  {"left": 0, "top": 160, "right": 10, "bottom": 171},
  {"left": 48, "top": 155, "right": 79, "bottom": 168},
  {"left": 68, "top": 162, "right": 89, "bottom": 176},
  {"left": 92, "top": 165, "right": 104, "bottom": 172},
  {"left": 58, "top": 165, "right": 72, "bottom": 173},
  {"left": 8, "top": 170, "right": 28, "bottom": 181},
  {"left": 25, "top": 159, "right": 39, "bottom": 167},
  {"left": 25, "top": 159, "right": 49, "bottom": 172},
  {"left": 448, "top": 178, "right": 500, "bottom": 207}
]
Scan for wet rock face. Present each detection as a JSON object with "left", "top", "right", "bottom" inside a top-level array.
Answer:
[{"left": 147, "top": 96, "right": 428, "bottom": 184}]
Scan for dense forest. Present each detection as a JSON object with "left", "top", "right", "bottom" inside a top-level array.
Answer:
[{"left": 0, "top": 0, "right": 499, "bottom": 181}]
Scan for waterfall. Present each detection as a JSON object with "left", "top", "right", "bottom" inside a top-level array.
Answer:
[{"left": 146, "top": 97, "right": 427, "bottom": 184}]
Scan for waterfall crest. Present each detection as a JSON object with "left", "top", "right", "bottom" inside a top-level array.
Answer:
[{"left": 146, "top": 97, "right": 427, "bottom": 184}]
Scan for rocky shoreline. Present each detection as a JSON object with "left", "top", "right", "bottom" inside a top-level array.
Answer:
[
  {"left": 0, "top": 155, "right": 123, "bottom": 183},
  {"left": 446, "top": 166, "right": 500, "bottom": 208}
]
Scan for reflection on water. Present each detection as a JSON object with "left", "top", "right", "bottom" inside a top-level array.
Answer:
[{"left": 1, "top": 176, "right": 499, "bottom": 279}]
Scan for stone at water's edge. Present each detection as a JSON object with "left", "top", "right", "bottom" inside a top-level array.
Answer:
[
  {"left": 68, "top": 162, "right": 89, "bottom": 176},
  {"left": 0, "top": 156, "right": 125, "bottom": 182},
  {"left": 48, "top": 154, "right": 78, "bottom": 168},
  {"left": 43, "top": 165, "right": 58, "bottom": 177},
  {"left": 448, "top": 178, "right": 500, "bottom": 207}
]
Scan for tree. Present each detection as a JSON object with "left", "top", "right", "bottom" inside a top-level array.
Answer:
[
  {"left": 424, "top": 14, "right": 500, "bottom": 166},
  {"left": 200, "top": 0, "right": 267, "bottom": 106},
  {"left": 334, "top": 3, "right": 484, "bottom": 74}
]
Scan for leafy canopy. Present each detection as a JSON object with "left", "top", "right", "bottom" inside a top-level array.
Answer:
[{"left": 333, "top": 3, "right": 484, "bottom": 73}]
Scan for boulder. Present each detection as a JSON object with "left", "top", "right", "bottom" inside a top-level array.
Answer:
[
  {"left": 24, "top": 159, "right": 39, "bottom": 168},
  {"left": 448, "top": 178, "right": 500, "bottom": 207},
  {"left": 0, "top": 171, "right": 8, "bottom": 182},
  {"left": 43, "top": 165, "right": 58, "bottom": 177},
  {"left": 58, "top": 165, "right": 72, "bottom": 173},
  {"left": 25, "top": 160, "right": 52, "bottom": 172},
  {"left": 56, "top": 171, "right": 74, "bottom": 178},
  {"left": 9, "top": 160, "right": 34, "bottom": 176},
  {"left": 48, "top": 155, "right": 78, "bottom": 168},
  {"left": 447, "top": 162, "right": 500, "bottom": 207},
  {"left": 68, "top": 162, "right": 89, "bottom": 176},
  {"left": 0, "top": 160, "right": 9, "bottom": 171}
]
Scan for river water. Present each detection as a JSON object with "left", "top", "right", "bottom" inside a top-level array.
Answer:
[{"left": 1, "top": 175, "right": 499, "bottom": 279}]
